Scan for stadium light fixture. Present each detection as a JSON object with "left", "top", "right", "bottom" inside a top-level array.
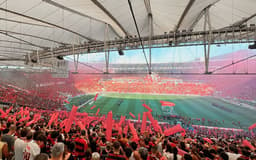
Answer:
[
  {"left": 248, "top": 41, "right": 256, "bottom": 49},
  {"left": 118, "top": 49, "right": 124, "bottom": 56}
]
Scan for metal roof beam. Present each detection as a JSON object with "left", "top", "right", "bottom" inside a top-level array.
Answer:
[
  {"left": 43, "top": 0, "right": 106, "bottom": 25},
  {"left": 187, "top": 8, "right": 206, "bottom": 31},
  {"left": 0, "top": 51, "right": 27, "bottom": 56},
  {"left": 144, "top": 0, "right": 153, "bottom": 74},
  {"left": 0, "top": 50, "right": 29, "bottom": 54},
  {"left": 0, "top": 58, "right": 25, "bottom": 61},
  {"left": 91, "top": 0, "right": 128, "bottom": 37},
  {"left": 0, "top": 45, "right": 35, "bottom": 52},
  {"left": 0, "top": 32, "right": 49, "bottom": 49},
  {"left": 43, "top": 0, "right": 121, "bottom": 39},
  {"left": 0, "top": 7, "right": 96, "bottom": 41},
  {"left": 189, "top": 0, "right": 221, "bottom": 31},
  {"left": 0, "top": 30, "right": 68, "bottom": 45},
  {"left": 175, "top": 0, "right": 196, "bottom": 32},
  {"left": 0, "top": 40, "right": 28, "bottom": 46},
  {"left": 0, "top": 18, "right": 53, "bottom": 28},
  {"left": 0, "top": 54, "right": 24, "bottom": 59},
  {"left": 36, "top": 25, "right": 256, "bottom": 59},
  {"left": 229, "top": 13, "right": 256, "bottom": 28}
]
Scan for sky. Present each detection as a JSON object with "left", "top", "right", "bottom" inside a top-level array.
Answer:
[{"left": 65, "top": 43, "right": 253, "bottom": 64}]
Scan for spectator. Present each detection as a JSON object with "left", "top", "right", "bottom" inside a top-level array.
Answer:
[
  {"left": 138, "top": 147, "right": 148, "bottom": 160},
  {"left": 106, "top": 141, "right": 126, "bottom": 160},
  {"left": 129, "top": 141, "right": 139, "bottom": 160},
  {"left": 74, "top": 130, "right": 88, "bottom": 158},
  {"left": 219, "top": 152, "right": 229, "bottom": 160},
  {"left": 0, "top": 130, "right": 8, "bottom": 159},
  {"left": 23, "top": 133, "right": 46, "bottom": 160},
  {"left": 50, "top": 143, "right": 64, "bottom": 160},
  {"left": 15, "top": 128, "right": 29, "bottom": 160},
  {"left": 183, "top": 154, "right": 192, "bottom": 160},
  {"left": 124, "top": 147, "right": 132, "bottom": 160},
  {"left": 0, "top": 105, "right": 255, "bottom": 160},
  {"left": 34, "top": 153, "right": 49, "bottom": 160},
  {"left": 227, "top": 144, "right": 240, "bottom": 160},
  {"left": 64, "top": 141, "right": 75, "bottom": 160},
  {"left": 92, "top": 152, "right": 101, "bottom": 160},
  {"left": 1, "top": 124, "right": 15, "bottom": 155}
]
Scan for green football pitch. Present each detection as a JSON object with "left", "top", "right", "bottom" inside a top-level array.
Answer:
[{"left": 66, "top": 93, "right": 256, "bottom": 129}]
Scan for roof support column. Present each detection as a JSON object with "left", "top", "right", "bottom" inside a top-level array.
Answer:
[
  {"left": 104, "top": 24, "right": 110, "bottom": 74},
  {"left": 72, "top": 44, "right": 79, "bottom": 73},
  {"left": 148, "top": 13, "right": 153, "bottom": 74},
  {"left": 144, "top": 0, "right": 153, "bottom": 74},
  {"left": 203, "top": 7, "right": 212, "bottom": 74}
]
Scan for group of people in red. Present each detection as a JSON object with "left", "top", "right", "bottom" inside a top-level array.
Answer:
[
  {"left": 75, "top": 76, "right": 213, "bottom": 96},
  {"left": 0, "top": 105, "right": 255, "bottom": 160}
]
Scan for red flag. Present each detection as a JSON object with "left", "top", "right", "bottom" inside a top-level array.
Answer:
[
  {"left": 19, "top": 107, "right": 24, "bottom": 118},
  {"left": 47, "top": 113, "right": 58, "bottom": 127},
  {"left": 26, "top": 120, "right": 35, "bottom": 127},
  {"left": 47, "top": 113, "right": 56, "bottom": 126},
  {"left": 154, "top": 120, "right": 163, "bottom": 134},
  {"left": 146, "top": 112, "right": 154, "bottom": 122},
  {"left": 77, "top": 121, "right": 85, "bottom": 130},
  {"left": 203, "top": 138, "right": 213, "bottom": 144},
  {"left": 178, "top": 148, "right": 188, "bottom": 156},
  {"left": 94, "top": 93, "right": 99, "bottom": 101},
  {"left": 60, "top": 119, "right": 68, "bottom": 128},
  {"left": 141, "top": 112, "right": 147, "bottom": 134},
  {"left": 243, "top": 140, "right": 255, "bottom": 150},
  {"left": 164, "top": 124, "right": 186, "bottom": 136},
  {"left": 118, "top": 116, "right": 126, "bottom": 126},
  {"left": 142, "top": 104, "right": 152, "bottom": 112},
  {"left": 118, "top": 127, "right": 122, "bottom": 135},
  {"left": 65, "top": 106, "right": 78, "bottom": 133},
  {"left": 128, "top": 121, "right": 139, "bottom": 141},
  {"left": 169, "top": 142, "right": 176, "bottom": 147},
  {"left": 160, "top": 101, "right": 175, "bottom": 107},
  {"left": 123, "top": 125, "right": 128, "bottom": 135},
  {"left": 106, "top": 111, "right": 113, "bottom": 141},
  {"left": 64, "top": 100, "right": 70, "bottom": 104},
  {"left": 146, "top": 112, "right": 159, "bottom": 132},
  {"left": 248, "top": 123, "right": 256, "bottom": 130},
  {"left": 129, "top": 112, "right": 136, "bottom": 119},
  {"left": 96, "top": 108, "right": 100, "bottom": 116},
  {"left": 90, "top": 105, "right": 96, "bottom": 110},
  {"left": 32, "top": 114, "right": 41, "bottom": 122},
  {"left": 0, "top": 109, "right": 7, "bottom": 118},
  {"left": 18, "top": 116, "right": 30, "bottom": 123},
  {"left": 6, "top": 106, "right": 13, "bottom": 114},
  {"left": 76, "top": 112, "right": 88, "bottom": 117}
]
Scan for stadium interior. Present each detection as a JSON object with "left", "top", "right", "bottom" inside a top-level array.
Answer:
[{"left": 0, "top": 0, "right": 255, "bottom": 160}]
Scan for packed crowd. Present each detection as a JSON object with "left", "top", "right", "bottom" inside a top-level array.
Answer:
[
  {"left": 0, "top": 106, "right": 255, "bottom": 160},
  {"left": 75, "top": 76, "right": 213, "bottom": 96}
]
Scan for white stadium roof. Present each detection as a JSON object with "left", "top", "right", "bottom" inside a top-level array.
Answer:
[{"left": 0, "top": 0, "right": 255, "bottom": 69}]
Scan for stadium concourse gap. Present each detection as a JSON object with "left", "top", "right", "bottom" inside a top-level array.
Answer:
[{"left": 65, "top": 93, "right": 256, "bottom": 129}]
